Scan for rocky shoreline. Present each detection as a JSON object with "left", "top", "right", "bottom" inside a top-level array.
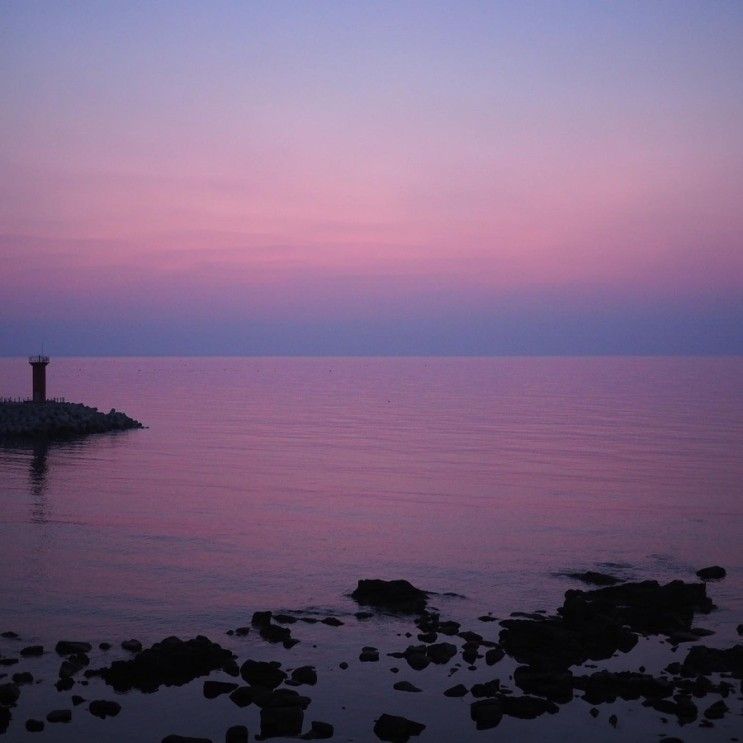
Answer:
[
  {"left": 0, "top": 569, "right": 741, "bottom": 741},
  {"left": 0, "top": 401, "right": 143, "bottom": 440}
]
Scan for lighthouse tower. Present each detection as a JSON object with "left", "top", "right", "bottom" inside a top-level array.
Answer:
[{"left": 29, "top": 355, "right": 50, "bottom": 403}]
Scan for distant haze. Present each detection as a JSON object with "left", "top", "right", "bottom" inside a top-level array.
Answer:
[{"left": 1, "top": 1, "right": 742, "bottom": 356}]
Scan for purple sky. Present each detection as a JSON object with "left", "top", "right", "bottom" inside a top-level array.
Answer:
[{"left": 1, "top": 1, "right": 742, "bottom": 355}]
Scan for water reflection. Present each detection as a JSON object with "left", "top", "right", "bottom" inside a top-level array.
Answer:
[{"left": 29, "top": 440, "right": 50, "bottom": 522}]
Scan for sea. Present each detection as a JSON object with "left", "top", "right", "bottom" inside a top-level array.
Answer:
[{"left": 1, "top": 357, "right": 741, "bottom": 741}]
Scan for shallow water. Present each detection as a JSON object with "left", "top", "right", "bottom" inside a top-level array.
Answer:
[{"left": 1, "top": 357, "right": 742, "bottom": 740}]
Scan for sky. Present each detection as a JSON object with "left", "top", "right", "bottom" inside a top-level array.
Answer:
[{"left": 1, "top": 0, "right": 742, "bottom": 355}]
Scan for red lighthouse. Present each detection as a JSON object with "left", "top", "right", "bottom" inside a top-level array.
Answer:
[{"left": 29, "top": 355, "right": 50, "bottom": 403}]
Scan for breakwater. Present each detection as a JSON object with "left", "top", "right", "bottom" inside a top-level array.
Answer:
[{"left": 0, "top": 401, "right": 143, "bottom": 439}]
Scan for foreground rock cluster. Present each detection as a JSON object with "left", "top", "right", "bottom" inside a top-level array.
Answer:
[
  {"left": 0, "top": 401, "right": 143, "bottom": 439},
  {"left": 0, "top": 570, "right": 740, "bottom": 741}
]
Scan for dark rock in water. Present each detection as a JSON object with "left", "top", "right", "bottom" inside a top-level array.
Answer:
[
  {"left": 478, "top": 615, "right": 498, "bottom": 622},
  {"left": 360, "top": 647, "right": 380, "bottom": 663},
  {"left": 573, "top": 671, "right": 674, "bottom": 704},
  {"left": 470, "top": 698, "right": 502, "bottom": 730},
  {"left": 355, "top": 612, "right": 373, "bottom": 620},
  {"left": 59, "top": 653, "right": 89, "bottom": 678},
  {"left": 260, "top": 624, "right": 292, "bottom": 643},
  {"left": 291, "top": 666, "right": 317, "bottom": 685},
  {"left": 567, "top": 571, "right": 622, "bottom": 586},
  {"left": 0, "top": 631, "right": 18, "bottom": 639},
  {"left": 703, "top": 700, "right": 728, "bottom": 719},
  {"left": 501, "top": 694, "right": 558, "bottom": 719},
  {"left": 20, "top": 645, "right": 44, "bottom": 657},
  {"left": 696, "top": 566, "right": 726, "bottom": 581},
  {"left": 679, "top": 644, "right": 743, "bottom": 678},
  {"left": 55, "top": 677, "right": 74, "bottom": 691},
  {"left": 240, "top": 660, "right": 287, "bottom": 689},
  {"left": 99, "top": 642, "right": 111, "bottom": 650},
  {"left": 252, "top": 611, "right": 273, "bottom": 627},
  {"left": 229, "top": 686, "right": 256, "bottom": 708},
  {"left": 274, "top": 614, "right": 297, "bottom": 624},
  {"left": 203, "top": 680, "right": 238, "bottom": 699},
  {"left": 0, "top": 706, "right": 10, "bottom": 735},
  {"left": 589, "top": 707, "right": 599, "bottom": 718},
  {"left": 121, "top": 639, "right": 143, "bottom": 653},
  {"left": 260, "top": 703, "right": 304, "bottom": 738},
  {"left": 426, "top": 642, "right": 457, "bottom": 665},
  {"left": 0, "top": 657, "right": 19, "bottom": 667},
  {"left": 339, "top": 662, "right": 349, "bottom": 670},
  {"left": 25, "top": 718, "right": 44, "bottom": 732},
  {"left": 352, "top": 579, "right": 428, "bottom": 613},
  {"left": 321, "top": 617, "right": 343, "bottom": 627},
  {"left": 46, "top": 709, "right": 72, "bottom": 723},
  {"left": 234, "top": 627, "right": 250, "bottom": 637},
  {"left": 393, "top": 681, "right": 421, "bottom": 693},
  {"left": 283, "top": 638, "right": 300, "bottom": 649},
  {"left": 471, "top": 679, "right": 500, "bottom": 698},
  {"left": 513, "top": 666, "right": 573, "bottom": 703},
  {"left": 444, "top": 683, "right": 468, "bottom": 697},
  {"left": 302, "top": 720, "right": 334, "bottom": 739},
  {"left": 12, "top": 671, "right": 33, "bottom": 685},
  {"left": 223, "top": 659, "right": 240, "bottom": 677},
  {"left": 644, "top": 696, "right": 698, "bottom": 723},
  {"left": 485, "top": 647, "right": 505, "bottom": 666},
  {"left": 737, "top": 624, "right": 743, "bottom": 636},
  {"left": 99, "top": 635, "right": 235, "bottom": 692},
  {"left": 373, "top": 713, "right": 426, "bottom": 741},
  {"left": 417, "top": 631, "right": 437, "bottom": 643},
  {"left": 0, "top": 682, "right": 20, "bottom": 704},
  {"left": 226, "top": 725, "right": 249, "bottom": 743},
  {"left": 71, "top": 695, "right": 85, "bottom": 706},
  {"left": 162, "top": 736, "right": 213, "bottom": 743},
  {"left": 88, "top": 699, "right": 121, "bottom": 718},
  {"left": 252, "top": 688, "right": 310, "bottom": 711},
  {"left": 608, "top": 714, "right": 618, "bottom": 727},
  {"left": 55, "top": 641, "right": 92, "bottom": 655}
]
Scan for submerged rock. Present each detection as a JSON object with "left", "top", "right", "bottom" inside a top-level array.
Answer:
[
  {"left": 696, "top": 566, "right": 726, "bottom": 581},
  {"left": 679, "top": 644, "right": 743, "bottom": 677},
  {"left": 352, "top": 580, "right": 428, "bottom": 613},
  {"left": 25, "top": 718, "right": 44, "bottom": 732},
  {"left": 301, "top": 720, "right": 334, "bottom": 739},
  {"left": 373, "top": 713, "right": 426, "bottom": 741},
  {"left": 88, "top": 699, "right": 121, "bottom": 718},
  {"left": 46, "top": 709, "right": 72, "bottom": 723},
  {"left": 98, "top": 636, "right": 235, "bottom": 692},
  {"left": 567, "top": 571, "right": 622, "bottom": 586}
]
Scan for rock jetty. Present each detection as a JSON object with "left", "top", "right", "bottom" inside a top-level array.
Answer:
[{"left": 0, "top": 401, "right": 143, "bottom": 439}]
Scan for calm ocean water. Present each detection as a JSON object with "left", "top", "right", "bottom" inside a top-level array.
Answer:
[{"left": 1, "top": 357, "right": 742, "bottom": 741}]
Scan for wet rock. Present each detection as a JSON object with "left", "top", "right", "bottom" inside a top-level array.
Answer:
[
  {"left": 471, "top": 679, "right": 500, "bottom": 698},
  {"left": 696, "top": 566, "right": 726, "bottom": 581},
  {"left": 55, "top": 677, "right": 74, "bottom": 691},
  {"left": 274, "top": 614, "right": 297, "bottom": 624},
  {"left": 478, "top": 615, "right": 498, "bottom": 622},
  {"left": 513, "top": 666, "right": 573, "bottom": 703},
  {"left": 444, "top": 683, "right": 468, "bottom": 697},
  {"left": 253, "top": 688, "right": 310, "bottom": 711},
  {"left": 25, "top": 718, "right": 44, "bottom": 732},
  {"left": 99, "top": 642, "right": 111, "bottom": 650},
  {"left": 226, "top": 725, "right": 249, "bottom": 743},
  {"left": 260, "top": 624, "right": 292, "bottom": 643},
  {"left": 71, "top": 695, "right": 85, "bottom": 706},
  {"left": 55, "top": 641, "right": 92, "bottom": 655},
  {"left": 0, "top": 682, "right": 20, "bottom": 704},
  {"left": 737, "top": 624, "right": 743, "bottom": 636},
  {"left": 0, "top": 706, "right": 9, "bottom": 735},
  {"left": 203, "top": 680, "right": 238, "bottom": 699},
  {"left": 355, "top": 612, "right": 373, "bottom": 620},
  {"left": 608, "top": 713, "right": 618, "bottom": 727},
  {"left": 351, "top": 579, "right": 428, "bottom": 614},
  {"left": 121, "top": 639, "right": 143, "bottom": 653},
  {"left": 321, "top": 617, "right": 343, "bottom": 627},
  {"left": 589, "top": 707, "right": 599, "bottom": 718},
  {"left": 573, "top": 671, "right": 674, "bottom": 704},
  {"left": 301, "top": 720, "right": 334, "bottom": 739},
  {"left": 360, "top": 647, "right": 380, "bottom": 663},
  {"left": 234, "top": 627, "right": 250, "bottom": 637},
  {"left": 427, "top": 642, "right": 457, "bottom": 664},
  {"left": 0, "top": 632, "right": 18, "bottom": 639},
  {"left": 339, "top": 662, "right": 348, "bottom": 670},
  {"left": 20, "top": 645, "right": 44, "bottom": 657},
  {"left": 485, "top": 647, "right": 505, "bottom": 666},
  {"left": 229, "top": 686, "right": 256, "bottom": 708},
  {"left": 703, "top": 699, "right": 728, "bottom": 719},
  {"left": 88, "top": 699, "right": 121, "bottom": 718},
  {"left": 259, "top": 703, "right": 304, "bottom": 738},
  {"left": 291, "top": 666, "right": 317, "bottom": 685},
  {"left": 99, "top": 636, "right": 235, "bottom": 692},
  {"left": 12, "top": 671, "right": 33, "bottom": 685},
  {"left": 59, "top": 654, "right": 89, "bottom": 678},
  {"left": 470, "top": 698, "right": 502, "bottom": 730},
  {"left": 252, "top": 611, "right": 273, "bottom": 627},
  {"left": 373, "top": 713, "right": 426, "bottom": 741},
  {"left": 223, "top": 659, "right": 240, "bottom": 677},
  {"left": 240, "top": 660, "right": 287, "bottom": 689},
  {"left": 417, "top": 631, "right": 437, "bottom": 643},
  {"left": 46, "top": 709, "right": 72, "bottom": 723},
  {"left": 393, "top": 681, "right": 421, "bottom": 692},
  {"left": 567, "top": 571, "right": 622, "bottom": 586},
  {"left": 0, "top": 658, "right": 18, "bottom": 667},
  {"left": 679, "top": 644, "right": 743, "bottom": 678}
]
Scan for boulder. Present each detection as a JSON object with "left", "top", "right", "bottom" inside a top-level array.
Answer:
[
  {"left": 46, "top": 709, "right": 72, "bottom": 723},
  {"left": 443, "top": 684, "right": 468, "bottom": 697},
  {"left": 470, "top": 699, "right": 502, "bottom": 730},
  {"left": 696, "top": 566, "right": 726, "bottom": 581},
  {"left": 0, "top": 682, "right": 20, "bottom": 705},
  {"left": 302, "top": 720, "right": 334, "bottom": 739},
  {"left": 25, "top": 718, "right": 44, "bottom": 732},
  {"left": 501, "top": 695, "right": 558, "bottom": 719},
  {"left": 226, "top": 726, "right": 248, "bottom": 743},
  {"left": 373, "top": 713, "right": 426, "bottom": 741},
  {"left": 55, "top": 641, "right": 92, "bottom": 655},
  {"left": 88, "top": 700, "right": 121, "bottom": 718},
  {"left": 291, "top": 666, "right": 317, "bottom": 685},
  {"left": 203, "top": 680, "right": 238, "bottom": 699},
  {"left": 393, "top": 681, "right": 421, "bottom": 692},
  {"left": 351, "top": 580, "right": 428, "bottom": 613},
  {"left": 240, "top": 660, "right": 286, "bottom": 689},
  {"left": 260, "top": 704, "right": 304, "bottom": 738}
]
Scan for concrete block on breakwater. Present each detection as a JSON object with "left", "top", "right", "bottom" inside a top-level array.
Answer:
[{"left": 0, "top": 401, "right": 143, "bottom": 439}]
